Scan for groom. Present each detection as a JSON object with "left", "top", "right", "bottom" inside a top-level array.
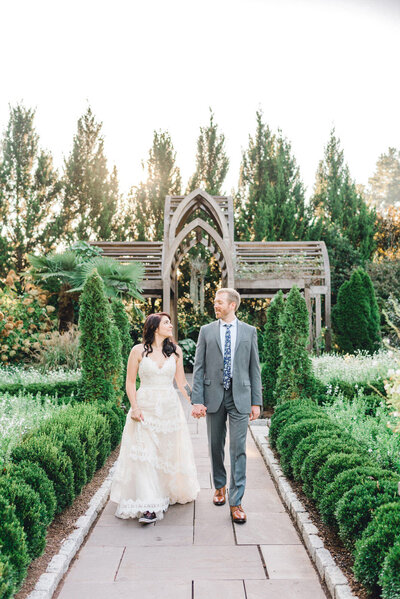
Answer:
[{"left": 191, "top": 288, "right": 262, "bottom": 523}]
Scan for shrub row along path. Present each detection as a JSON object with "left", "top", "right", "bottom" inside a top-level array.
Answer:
[{"left": 55, "top": 376, "right": 327, "bottom": 599}]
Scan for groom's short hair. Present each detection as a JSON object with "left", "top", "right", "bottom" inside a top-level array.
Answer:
[{"left": 216, "top": 288, "right": 241, "bottom": 311}]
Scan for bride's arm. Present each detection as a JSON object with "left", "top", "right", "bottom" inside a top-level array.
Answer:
[
  {"left": 174, "top": 346, "right": 192, "bottom": 403},
  {"left": 126, "top": 346, "right": 143, "bottom": 421}
]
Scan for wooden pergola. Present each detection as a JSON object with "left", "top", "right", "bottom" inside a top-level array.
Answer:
[{"left": 90, "top": 189, "right": 331, "bottom": 349}]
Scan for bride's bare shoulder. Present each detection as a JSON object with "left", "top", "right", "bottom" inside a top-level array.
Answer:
[{"left": 130, "top": 344, "right": 145, "bottom": 360}]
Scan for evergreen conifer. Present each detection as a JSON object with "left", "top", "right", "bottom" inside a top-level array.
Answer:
[
  {"left": 332, "top": 268, "right": 381, "bottom": 353},
  {"left": 274, "top": 286, "right": 315, "bottom": 403},
  {"left": 79, "top": 269, "right": 117, "bottom": 403},
  {"left": 261, "top": 290, "right": 285, "bottom": 409}
]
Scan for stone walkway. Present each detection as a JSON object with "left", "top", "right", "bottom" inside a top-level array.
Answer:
[{"left": 55, "top": 380, "right": 327, "bottom": 599}]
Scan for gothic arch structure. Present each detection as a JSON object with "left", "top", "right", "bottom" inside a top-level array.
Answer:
[{"left": 91, "top": 188, "right": 331, "bottom": 349}]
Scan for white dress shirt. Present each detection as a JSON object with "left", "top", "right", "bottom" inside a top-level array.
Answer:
[{"left": 219, "top": 317, "right": 238, "bottom": 376}]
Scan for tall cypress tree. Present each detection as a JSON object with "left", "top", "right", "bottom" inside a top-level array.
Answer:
[
  {"left": 261, "top": 290, "right": 285, "bottom": 409},
  {"left": 0, "top": 104, "right": 61, "bottom": 273},
  {"left": 127, "top": 130, "right": 181, "bottom": 241},
  {"left": 366, "top": 147, "right": 400, "bottom": 211},
  {"left": 332, "top": 268, "right": 381, "bottom": 354},
  {"left": 61, "top": 107, "right": 119, "bottom": 243},
  {"left": 237, "top": 111, "right": 308, "bottom": 241},
  {"left": 274, "top": 286, "right": 315, "bottom": 403},
  {"left": 187, "top": 109, "right": 229, "bottom": 195},
  {"left": 79, "top": 269, "right": 118, "bottom": 403}
]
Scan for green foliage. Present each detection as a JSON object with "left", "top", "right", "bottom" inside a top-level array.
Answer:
[
  {"left": 274, "top": 286, "right": 315, "bottom": 403},
  {"left": 68, "top": 404, "right": 111, "bottom": 470},
  {"left": 276, "top": 416, "right": 332, "bottom": 477},
  {"left": 261, "top": 291, "right": 285, "bottom": 409},
  {"left": 187, "top": 109, "right": 229, "bottom": 195},
  {"left": 79, "top": 270, "right": 117, "bottom": 403},
  {"left": 111, "top": 298, "right": 132, "bottom": 375},
  {"left": 0, "top": 104, "right": 61, "bottom": 275},
  {"left": 335, "top": 478, "right": 399, "bottom": 548},
  {"left": 366, "top": 147, "right": 400, "bottom": 211},
  {"left": 310, "top": 128, "right": 377, "bottom": 264},
  {"left": 179, "top": 338, "right": 197, "bottom": 370},
  {"left": 380, "top": 539, "right": 400, "bottom": 599},
  {"left": 312, "top": 453, "right": 370, "bottom": 503},
  {"left": 291, "top": 428, "right": 342, "bottom": 481},
  {"left": 10, "top": 436, "right": 74, "bottom": 514},
  {"left": 53, "top": 407, "right": 98, "bottom": 479},
  {"left": 4, "top": 461, "right": 56, "bottom": 526},
  {"left": 60, "top": 107, "right": 120, "bottom": 243},
  {"left": 0, "top": 549, "right": 15, "bottom": 599},
  {"left": 0, "top": 477, "right": 47, "bottom": 559},
  {"left": 37, "top": 421, "right": 87, "bottom": 495},
  {"left": 0, "top": 380, "right": 79, "bottom": 401},
  {"left": 0, "top": 495, "right": 29, "bottom": 588},
  {"left": 332, "top": 268, "right": 381, "bottom": 354},
  {"left": 126, "top": 130, "right": 181, "bottom": 241},
  {"left": 94, "top": 402, "right": 123, "bottom": 450},
  {"left": 319, "top": 466, "right": 397, "bottom": 526},
  {"left": 268, "top": 398, "right": 318, "bottom": 448},
  {"left": 236, "top": 111, "right": 309, "bottom": 242},
  {"left": 300, "top": 438, "right": 360, "bottom": 497},
  {"left": 354, "top": 502, "right": 400, "bottom": 593}
]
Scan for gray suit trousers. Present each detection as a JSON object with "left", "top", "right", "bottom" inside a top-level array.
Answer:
[{"left": 206, "top": 382, "right": 249, "bottom": 507}]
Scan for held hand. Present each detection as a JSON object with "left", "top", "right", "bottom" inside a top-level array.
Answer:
[
  {"left": 191, "top": 404, "right": 207, "bottom": 419},
  {"left": 130, "top": 407, "right": 144, "bottom": 422},
  {"left": 249, "top": 405, "right": 260, "bottom": 422}
]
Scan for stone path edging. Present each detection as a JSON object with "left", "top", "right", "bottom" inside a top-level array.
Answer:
[
  {"left": 249, "top": 420, "right": 358, "bottom": 599},
  {"left": 26, "top": 460, "right": 118, "bottom": 599}
]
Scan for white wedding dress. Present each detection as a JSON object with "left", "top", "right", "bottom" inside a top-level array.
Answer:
[{"left": 110, "top": 354, "right": 200, "bottom": 520}]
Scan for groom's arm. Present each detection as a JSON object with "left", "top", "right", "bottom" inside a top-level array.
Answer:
[
  {"left": 191, "top": 326, "right": 206, "bottom": 406},
  {"left": 249, "top": 327, "right": 262, "bottom": 407}
]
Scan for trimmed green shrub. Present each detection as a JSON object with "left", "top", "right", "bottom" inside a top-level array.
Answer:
[
  {"left": 300, "top": 438, "right": 360, "bottom": 497},
  {"left": 37, "top": 422, "right": 87, "bottom": 496},
  {"left": 269, "top": 398, "right": 319, "bottom": 448},
  {"left": 261, "top": 290, "right": 285, "bottom": 409},
  {"left": 109, "top": 323, "right": 124, "bottom": 405},
  {"left": 276, "top": 416, "right": 332, "bottom": 477},
  {"left": 319, "top": 466, "right": 398, "bottom": 526},
  {"left": 335, "top": 478, "right": 399, "bottom": 548},
  {"left": 0, "top": 495, "right": 29, "bottom": 588},
  {"left": 0, "top": 550, "right": 15, "bottom": 599},
  {"left": 3, "top": 461, "right": 56, "bottom": 526},
  {"left": 354, "top": 502, "right": 400, "bottom": 593},
  {"left": 380, "top": 539, "right": 400, "bottom": 599},
  {"left": 0, "top": 478, "right": 46, "bottom": 559},
  {"left": 52, "top": 407, "right": 98, "bottom": 479},
  {"left": 0, "top": 380, "right": 79, "bottom": 403},
  {"left": 274, "top": 286, "right": 316, "bottom": 403},
  {"left": 312, "top": 452, "right": 370, "bottom": 503},
  {"left": 10, "top": 436, "right": 74, "bottom": 513},
  {"left": 332, "top": 268, "right": 381, "bottom": 354},
  {"left": 79, "top": 270, "right": 116, "bottom": 403},
  {"left": 111, "top": 297, "right": 132, "bottom": 375},
  {"left": 65, "top": 404, "right": 111, "bottom": 470},
  {"left": 95, "top": 402, "right": 123, "bottom": 450},
  {"left": 292, "top": 428, "right": 342, "bottom": 481}
]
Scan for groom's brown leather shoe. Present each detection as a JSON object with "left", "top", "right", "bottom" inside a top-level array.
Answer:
[
  {"left": 213, "top": 486, "right": 226, "bottom": 506},
  {"left": 230, "top": 505, "right": 247, "bottom": 524}
]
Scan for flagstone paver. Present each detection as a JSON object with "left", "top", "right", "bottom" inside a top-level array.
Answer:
[{"left": 55, "top": 378, "right": 327, "bottom": 599}]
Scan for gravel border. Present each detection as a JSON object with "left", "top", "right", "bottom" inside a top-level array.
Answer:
[
  {"left": 250, "top": 420, "right": 358, "bottom": 599},
  {"left": 25, "top": 460, "right": 118, "bottom": 599}
]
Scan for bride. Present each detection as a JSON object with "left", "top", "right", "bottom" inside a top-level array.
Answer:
[{"left": 110, "top": 312, "right": 200, "bottom": 523}]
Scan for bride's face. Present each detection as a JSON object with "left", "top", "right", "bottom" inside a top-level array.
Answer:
[{"left": 156, "top": 316, "right": 173, "bottom": 339}]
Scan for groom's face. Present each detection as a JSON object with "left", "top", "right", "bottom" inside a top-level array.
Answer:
[{"left": 214, "top": 292, "right": 235, "bottom": 320}]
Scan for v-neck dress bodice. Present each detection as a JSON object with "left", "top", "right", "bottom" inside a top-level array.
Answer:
[{"left": 110, "top": 352, "right": 199, "bottom": 520}]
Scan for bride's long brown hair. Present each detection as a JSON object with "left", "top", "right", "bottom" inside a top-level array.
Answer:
[{"left": 142, "top": 312, "right": 178, "bottom": 358}]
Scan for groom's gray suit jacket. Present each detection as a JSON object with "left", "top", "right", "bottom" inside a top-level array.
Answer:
[{"left": 191, "top": 320, "right": 262, "bottom": 414}]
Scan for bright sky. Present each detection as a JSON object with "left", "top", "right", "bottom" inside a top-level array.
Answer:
[{"left": 1, "top": 0, "right": 399, "bottom": 201}]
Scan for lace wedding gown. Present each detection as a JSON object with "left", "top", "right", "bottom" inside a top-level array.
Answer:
[{"left": 110, "top": 354, "right": 200, "bottom": 520}]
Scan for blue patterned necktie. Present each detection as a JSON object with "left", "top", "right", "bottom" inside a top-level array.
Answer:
[{"left": 223, "top": 324, "right": 232, "bottom": 390}]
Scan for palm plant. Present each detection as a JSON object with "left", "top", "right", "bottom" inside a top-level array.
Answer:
[{"left": 24, "top": 243, "right": 144, "bottom": 332}]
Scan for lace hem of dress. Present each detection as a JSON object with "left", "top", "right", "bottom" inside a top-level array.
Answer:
[
  {"left": 114, "top": 497, "right": 170, "bottom": 520},
  {"left": 139, "top": 418, "right": 185, "bottom": 434},
  {"left": 129, "top": 446, "right": 197, "bottom": 475}
]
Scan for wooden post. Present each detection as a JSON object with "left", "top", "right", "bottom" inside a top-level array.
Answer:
[{"left": 315, "top": 294, "right": 321, "bottom": 355}]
